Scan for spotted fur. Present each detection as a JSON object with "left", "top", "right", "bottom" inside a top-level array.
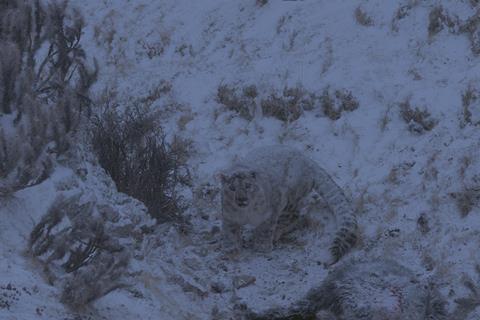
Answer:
[{"left": 219, "top": 145, "right": 358, "bottom": 262}]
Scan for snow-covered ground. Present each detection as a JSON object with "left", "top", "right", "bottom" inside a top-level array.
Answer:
[{"left": 2, "top": 0, "right": 480, "bottom": 319}]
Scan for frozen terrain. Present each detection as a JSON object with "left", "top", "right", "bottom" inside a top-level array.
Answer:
[{"left": 2, "top": 0, "right": 480, "bottom": 319}]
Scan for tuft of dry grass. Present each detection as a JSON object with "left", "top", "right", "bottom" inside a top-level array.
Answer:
[
  {"left": 417, "top": 213, "right": 430, "bottom": 235},
  {"left": 91, "top": 99, "right": 191, "bottom": 223},
  {"left": 450, "top": 187, "right": 480, "bottom": 217},
  {"left": 261, "top": 93, "right": 302, "bottom": 122},
  {"left": 216, "top": 83, "right": 359, "bottom": 123},
  {"left": 216, "top": 84, "right": 257, "bottom": 121},
  {"left": 428, "top": 6, "right": 458, "bottom": 38},
  {"left": 320, "top": 88, "right": 359, "bottom": 121},
  {"left": 462, "top": 86, "right": 478, "bottom": 126},
  {"left": 354, "top": 7, "right": 374, "bottom": 27},
  {"left": 260, "top": 86, "right": 317, "bottom": 122},
  {"left": 391, "top": 2, "right": 418, "bottom": 32},
  {"left": 399, "top": 100, "right": 437, "bottom": 134}
]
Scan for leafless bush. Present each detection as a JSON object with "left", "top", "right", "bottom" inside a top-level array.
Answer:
[
  {"left": 91, "top": 100, "right": 191, "bottom": 223},
  {"left": 320, "top": 88, "right": 359, "bottom": 121},
  {"left": 399, "top": 100, "right": 437, "bottom": 134},
  {"left": 354, "top": 6, "right": 373, "bottom": 27},
  {"left": 0, "top": 0, "right": 97, "bottom": 191},
  {"left": 216, "top": 84, "right": 257, "bottom": 121},
  {"left": 29, "top": 194, "right": 130, "bottom": 309}
]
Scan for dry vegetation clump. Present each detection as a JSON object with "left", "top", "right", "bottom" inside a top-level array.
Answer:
[
  {"left": 391, "top": 4, "right": 414, "bottom": 32},
  {"left": 394, "top": 4, "right": 480, "bottom": 54},
  {"left": 29, "top": 194, "right": 132, "bottom": 309},
  {"left": 451, "top": 265, "right": 480, "bottom": 319},
  {"left": 417, "top": 212, "right": 430, "bottom": 234},
  {"left": 449, "top": 187, "right": 480, "bottom": 217},
  {"left": 216, "top": 83, "right": 360, "bottom": 122},
  {"left": 260, "top": 86, "right": 317, "bottom": 122},
  {"left": 320, "top": 88, "right": 359, "bottom": 121},
  {"left": 427, "top": 6, "right": 458, "bottom": 38},
  {"left": 426, "top": 5, "right": 480, "bottom": 55},
  {"left": 399, "top": 99, "right": 437, "bottom": 134},
  {"left": 459, "top": 12, "right": 480, "bottom": 55},
  {"left": 216, "top": 84, "right": 257, "bottom": 121},
  {"left": 0, "top": 0, "right": 97, "bottom": 193},
  {"left": 91, "top": 98, "right": 191, "bottom": 223},
  {"left": 461, "top": 86, "right": 480, "bottom": 127},
  {"left": 354, "top": 6, "right": 374, "bottom": 27},
  {"left": 256, "top": 0, "right": 268, "bottom": 7}
]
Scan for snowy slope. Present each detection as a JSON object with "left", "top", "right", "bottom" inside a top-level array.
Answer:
[{"left": 2, "top": 0, "right": 480, "bottom": 319}]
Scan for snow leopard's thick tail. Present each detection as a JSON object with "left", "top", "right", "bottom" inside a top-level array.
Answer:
[{"left": 314, "top": 167, "right": 358, "bottom": 264}]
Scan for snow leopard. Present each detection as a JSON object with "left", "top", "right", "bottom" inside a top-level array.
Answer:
[
  {"left": 246, "top": 259, "right": 447, "bottom": 320},
  {"left": 218, "top": 145, "right": 357, "bottom": 263}
]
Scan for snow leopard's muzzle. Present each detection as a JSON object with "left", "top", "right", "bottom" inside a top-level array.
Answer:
[{"left": 236, "top": 196, "right": 249, "bottom": 207}]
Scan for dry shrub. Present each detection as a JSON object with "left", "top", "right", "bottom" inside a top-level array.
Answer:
[
  {"left": 91, "top": 99, "right": 191, "bottom": 223},
  {"left": 354, "top": 6, "right": 374, "bottom": 27},
  {"left": 0, "top": 0, "right": 97, "bottom": 192},
  {"left": 29, "top": 194, "right": 131, "bottom": 309},
  {"left": 399, "top": 100, "right": 437, "bottom": 134}
]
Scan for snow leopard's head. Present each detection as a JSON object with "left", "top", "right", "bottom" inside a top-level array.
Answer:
[{"left": 218, "top": 169, "right": 259, "bottom": 208}]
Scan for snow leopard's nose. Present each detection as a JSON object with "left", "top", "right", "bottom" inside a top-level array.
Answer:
[{"left": 236, "top": 197, "right": 248, "bottom": 207}]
